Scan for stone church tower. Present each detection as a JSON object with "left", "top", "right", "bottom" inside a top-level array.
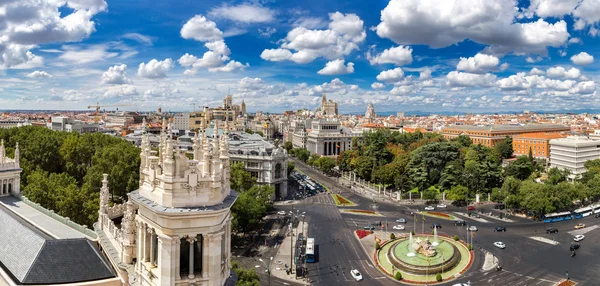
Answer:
[{"left": 97, "top": 119, "right": 236, "bottom": 286}]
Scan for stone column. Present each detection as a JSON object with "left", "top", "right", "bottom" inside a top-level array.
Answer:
[
  {"left": 187, "top": 236, "right": 197, "bottom": 279},
  {"left": 148, "top": 228, "right": 155, "bottom": 263},
  {"left": 208, "top": 233, "right": 223, "bottom": 286},
  {"left": 143, "top": 224, "right": 150, "bottom": 262},
  {"left": 202, "top": 235, "right": 209, "bottom": 278},
  {"left": 158, "top": 235, "right": 175, "bottom": 286},
  {"left": 175, "top": 238, "right": 181, "bottom": 281},
  {"left": 137, "top": 222, "right": 144, "bottom": 272}
]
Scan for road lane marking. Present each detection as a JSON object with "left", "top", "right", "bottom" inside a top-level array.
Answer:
[
  {"left": 567, "top": 224, "right": 599, "bottom": 235},
  {"left": 529, "top": 236, "right": 559, "bottom": 245}
]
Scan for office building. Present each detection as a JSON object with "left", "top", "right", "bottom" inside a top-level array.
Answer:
[
  {"left": 550, "top": 136, "right": 600, "bottom": 178},
  {"left": 442, "top": 124, "right": 570, "bottom": 147}
]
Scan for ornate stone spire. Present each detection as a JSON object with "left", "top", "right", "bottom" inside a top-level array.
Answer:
[
  {"left": 192, "top": 132, "right": 200, "bottom": 161},
  {"left": 14, "top": 142, "right": 19, "bottom": 168},
  {"left": 163, "top": 135, "right": 175, "bottom": 176},
  {"left": 0, "top": 139, "right": 5, "bottom": 163},
  {"left": 100, "top": 174, "right": 109, "bottom": 214}
]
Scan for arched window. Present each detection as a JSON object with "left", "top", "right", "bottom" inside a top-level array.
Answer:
[{"left": 275, "top": 163, "right": 282, "bottom": 179}]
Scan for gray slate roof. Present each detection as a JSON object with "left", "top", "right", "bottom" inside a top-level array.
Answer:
[{"left": 0, "top": 206, "right": 115, "bottom": 284}]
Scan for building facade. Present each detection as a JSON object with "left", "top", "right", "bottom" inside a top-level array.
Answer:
[
  {"left": 442, "top": 124, "right": 570, "bottom": 147},
  {"left": 317, "top": 94, "right": 338, "bottom": 116},
  {"left": 365, "top": 103, "right": 376, "bottom": 121},
  {"left": 227, "top": 132, "right": 288, "bottom": 200},
  {"left": 0, "top": 140, "right": 20, "bottom": 197},
  {"left": 172, "top": 112, "right": 190, "bottom": 131},
  {"left": 0, "top": 119, "right": 29, "bottom": 129},
  {"left": 49, "top": 116, "right": 99, "bottom": 133},
  {"left": 549, "top": 136, "right": 600, "bottom": 178},
  {"left": 307, "top": 119, "right": 357, "bottom": 156},
  {"left": 513, "top": 132, "right": 566, "bottom": 159},
  {"left": 96, "top": 121, "right": 236, "bottom": 286}
]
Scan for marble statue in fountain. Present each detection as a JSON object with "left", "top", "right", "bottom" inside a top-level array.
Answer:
[{"left": 412, "top": 237, "right": 437, "bottom": 257}]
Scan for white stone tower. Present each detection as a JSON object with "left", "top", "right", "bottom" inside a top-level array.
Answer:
[
  {"left": 0, "top": 140, "right": 21, "bottom": 197},
  {"left": 131, "top": 122, "right": 236, "bottom": 286},
  {"left": 365, "top": 103, "right": 376, "bottom": 121}
]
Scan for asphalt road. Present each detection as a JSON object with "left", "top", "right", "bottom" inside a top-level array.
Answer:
[{"left": 276, "top": 159, "right": 600, "bottom": 285}]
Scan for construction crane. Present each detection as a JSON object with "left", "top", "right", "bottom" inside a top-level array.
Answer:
[
  {"left": 87, "top": 102, "right": 130, "bottom": 123},
  {"left": 191, "top": 103, "right": 198, "bottom": 113}
]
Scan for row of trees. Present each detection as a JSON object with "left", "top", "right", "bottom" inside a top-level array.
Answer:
[{"left": 0, "top": 126, "right": 140, "bottom": 227}]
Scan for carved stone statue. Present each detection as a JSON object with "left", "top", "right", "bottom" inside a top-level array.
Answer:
[{"left": 412, "top": 237, "right": 436, "bottom": 257}]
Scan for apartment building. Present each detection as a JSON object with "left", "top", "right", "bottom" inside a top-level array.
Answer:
[
  {"left": 549, "top": 136, "right": 600, "bottom": 178},
  {"left": 442, "top": 124, "right": 570, "bottom": 147},
  {"left": 513, "top": 132, "right": 567, "bottom": 159}
]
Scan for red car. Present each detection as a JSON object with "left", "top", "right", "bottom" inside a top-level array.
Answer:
[{"left": 467, "top": 206, "right": 475, "bottom": 211}]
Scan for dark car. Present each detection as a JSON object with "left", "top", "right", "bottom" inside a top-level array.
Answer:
[
  {"left": 547, "top": 227, "right": 559, "bottom": 234},
  {"left": 494, "top": 226, "right": 507, "bottom": 232},
  {"left": 431, "top": 223, "right": 442, "bottom": 229},
  {"left": 570, "top": 243, "right": 580, "bottom": 251},
  {"left": 494, "top": 204, "right": 506, "bottom": 210},
  {"left": 596, "top": 213, "right": 600, "bottom": 218},
  {"left": 363, "top": 225, "right": 375, "bottom": 231},
  {"left": 454, "top": 220, "right": 467, "bottom": 226}
]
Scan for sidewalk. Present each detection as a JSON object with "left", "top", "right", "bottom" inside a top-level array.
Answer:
[{"left": 270, "top": 220, "right": 310, "bottom": 285}]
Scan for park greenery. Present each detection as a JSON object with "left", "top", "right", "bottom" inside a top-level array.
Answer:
[
  {"left": 334, "top": 129, "right": 600, "bottom": 217},
  {"left": 0, "top": 126, "right": 140, "bottom": 227}
]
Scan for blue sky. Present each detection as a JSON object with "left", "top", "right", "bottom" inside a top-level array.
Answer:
[{"left": 2, "top": 0, "right": 600, "bottom": 113}]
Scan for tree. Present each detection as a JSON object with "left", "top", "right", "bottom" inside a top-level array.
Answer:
[
  {"left": 528, "top": 147, "right": 533, "bottom": 162},
  {"left": 283, "top": 141, "right": 293, "bottom": 153},
  {"left": 287, "top": 161, "right": 295, "bottom": 176},
  {"left": 422, "top": 187, "right": 438, "bottom": 201},
  {"left": 451, "top": 134, "right": 472, "bottom": 148},
  {"left": 494, "top": 136, "right": 513, "bottom": 160},
  {"left": 315, "top": 157, "right": 336, "bottom": 173},
  {"left": 256, "top": 131, "right": 264, "bottom": 137},
  {"left": 307, "top": 154, "right": 320, "bottom": 166},
  {"left": 244, "top": 128, "right": 254, "bottom": 134},
  {"left": 547, "top": 167, "right": 570, "bottom": 185},
  {"left": 447, "top": 185, "right": 469, "bottom": 201},
  {"left": 230, "top": 163, "right": 256, "bottom": 192},
  {"left": 504, "top": 156, "right": 534, "bottom": 180},
  {"left": 353, "top": 156, "right": 375, "bottom": 179},
  {"left": 231, "top": 185, "right": 274, "bottom": 233},
  {"left": 294, "top": 148, "right": 310, "bottom": 163},
  {"left": 232, "top": 261, "right": 261, "bottom": 286}
]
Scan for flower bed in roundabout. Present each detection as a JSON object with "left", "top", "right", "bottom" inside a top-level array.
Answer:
[
  {"left": 374, "top": 234, "right": 473, "bottom": 284},
  {"left": 331, "top": 193, "right": 357, "bottom": 206},
  {"left": 420, "top": 211, "right": 458, "bottom": 221},
  {"left": 340, "top": 209, "right": 384, "bottom": 217}
]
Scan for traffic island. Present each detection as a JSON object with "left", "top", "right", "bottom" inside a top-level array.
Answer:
[
  {"left": 331, "top": 193, "right": 357, "bottom": 206},
  {"left": 420, "top": 211, "right": 458, "bottom": 221},
  {"left": 373, "top": 234, "right": 474, "bottom": 284},
  {"left": 340, "top": 209, "right": 384, "bottom": 217}
]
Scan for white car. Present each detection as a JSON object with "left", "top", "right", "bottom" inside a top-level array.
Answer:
[
  {"left": 277, "top": 211, "right": 286, "bottom": 215},
  {"left": 350, "top": 269, "right": 363, "bottom": 281},
  {"left": 467, "top": 226, "right": 478, "bottom": 232},
  {"left": 574, "top": 234, "right": 585, "bottom": 242},
  {"left": 393, "top": 225, "right": 405, "bottom": 230},
  {"left": 494, "top": 242, "right": 506, "bottom": 249},
  {"left": 437, "top": 204, "right": 447, "bottom": 208},
  {"left": 424, "top": 206, "right": 435, "bottom": 211}
]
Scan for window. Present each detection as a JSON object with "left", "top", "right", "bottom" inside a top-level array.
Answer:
[{"left": 275, "top": 163, "right": 282, "bottom": 179}]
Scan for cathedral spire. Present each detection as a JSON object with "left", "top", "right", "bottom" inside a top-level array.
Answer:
[{"left": 14, "top": 142, "right": 19, "bottom": 168}]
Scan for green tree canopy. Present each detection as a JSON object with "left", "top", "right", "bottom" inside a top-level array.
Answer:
[
  {"left": 504, "top": 156, "right": 534, "bottom": 180},
  {"left": 447, "top": 185, "right": 469, "bottom": 201},
  {"left": 493, "top": 136, "right": 513, "bottom": 160},
  {"left": 230, "top": 162, "right": 256, "bottom": 192},
  {"left": 283, "top": 141, "right": 293, "bottom": 153}
]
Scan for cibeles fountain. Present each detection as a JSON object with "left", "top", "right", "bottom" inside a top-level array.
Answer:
[{"left": 386, "top": 234, "right": 463, "bottom": 276}]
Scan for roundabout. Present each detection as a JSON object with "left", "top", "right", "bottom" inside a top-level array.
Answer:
[{"left": 375, "top": 234, "right": 473, "bottom": 284}]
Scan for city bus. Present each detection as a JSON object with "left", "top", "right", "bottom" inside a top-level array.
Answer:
[
  {"left": 573, "top": 206, "right": 593, "bottom": 219},
  {"left": 543, "top": 211, "right": 572, "bottom": 223},
  {"left": 305, "top": 238, "right": 315, "bottom": 263},
  {"left": 592, "top": 203, "right": 600, "bottom": 214}
]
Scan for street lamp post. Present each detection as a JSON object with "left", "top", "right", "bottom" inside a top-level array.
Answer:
[{"left": 259, "top": 257, "right": 274, "bottom": 286}]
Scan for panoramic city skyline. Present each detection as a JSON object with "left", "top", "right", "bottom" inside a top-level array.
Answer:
[{"left": 2, "top": 0, "right": 600, "bottom": 113}]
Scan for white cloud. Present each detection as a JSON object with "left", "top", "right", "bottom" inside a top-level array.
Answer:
[
  {"left": 0, "top": 0, "right": 107, "bottom": 69},
  {"left": 317, "top": 59, "right": 354, "bottom": 75},
  {"left": 122, "top": 33, "right": 153, "bottom": 45},
  {"left": 568, "top": 81, "right": 596, "bottom": 94},
  {"left": 101, "top": 64, "right": 131, "bottom": 85},
  {"left": 456, "top": 53, "right": 502, "bottom": 74},
  {"left": 367, "top": 45, "right": 413, "bottom": 66},
  {"left": 446, "top": 71, "right": 497, "bottom": 87},
  {"left": 137, "top": 58, "right": 174, "bottom": 79},
  {"left": 568, "top": 37, "right": 582, "bottom": 44},
  {"left": 529, "top": 67, "right": 545, "bottom": 75},
  {"left": 292, "top": 17, "right": 328, "bottom": 29},
  {"left": 390, "top": 86, "right": 413, "bottom": 95},
  {"left": 102, "top": 85, "right": 138, "bottom": 99},
  {"left": 573, "top": 0, "right": 600, "bottom": 31},
  {"left": 223, "top": 28, "right": 247, "bottom": 37},
  {"left": 419, "top": 68, "right": 432, "bottom": 80},
  {"left": 571, "top": 52, "right": 594, "bottom": 65},
  {"left": 546, "top": 66, "right": 581, "bottom": 79},
  {"left": 208, "top": 3, "right": 275, "bottom": 23},
  {"left": 26, "top": 71, "right": 52, "bottom": 78},
  {"left": 526, "top": 56, "right": 543, "bottom": 63},
  {"left": 375, "top": 0, "right": 569, "bottom": 55},
  {"left": 260, "top": 49, "right": 293, "bottom": 62},
  {"left": 258, "top": 27, "right": 277, "bottom": 37},
  {"left": 262, "top": 12, "right": 365, "bottom": 64},
  {"left": 376, "top": 68, "right": 404, "bottom": 82},
  {"left": 308, "top": 78, "right": 358, "bottom": 96},
  {"left": 208, "top": 60, "right": 248, "bottom": 72},
  {"left": 371, "top": 82, "right": 385, "bottom": 89},
  {"left": 527, "top": 0, "right": 579, "bottom": 18},
  {"left": 58, "top": 44, "right": 119, "bottom": 64},
  {"left": 180, "top": 15, "right": 223, "bottom": 42}
]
